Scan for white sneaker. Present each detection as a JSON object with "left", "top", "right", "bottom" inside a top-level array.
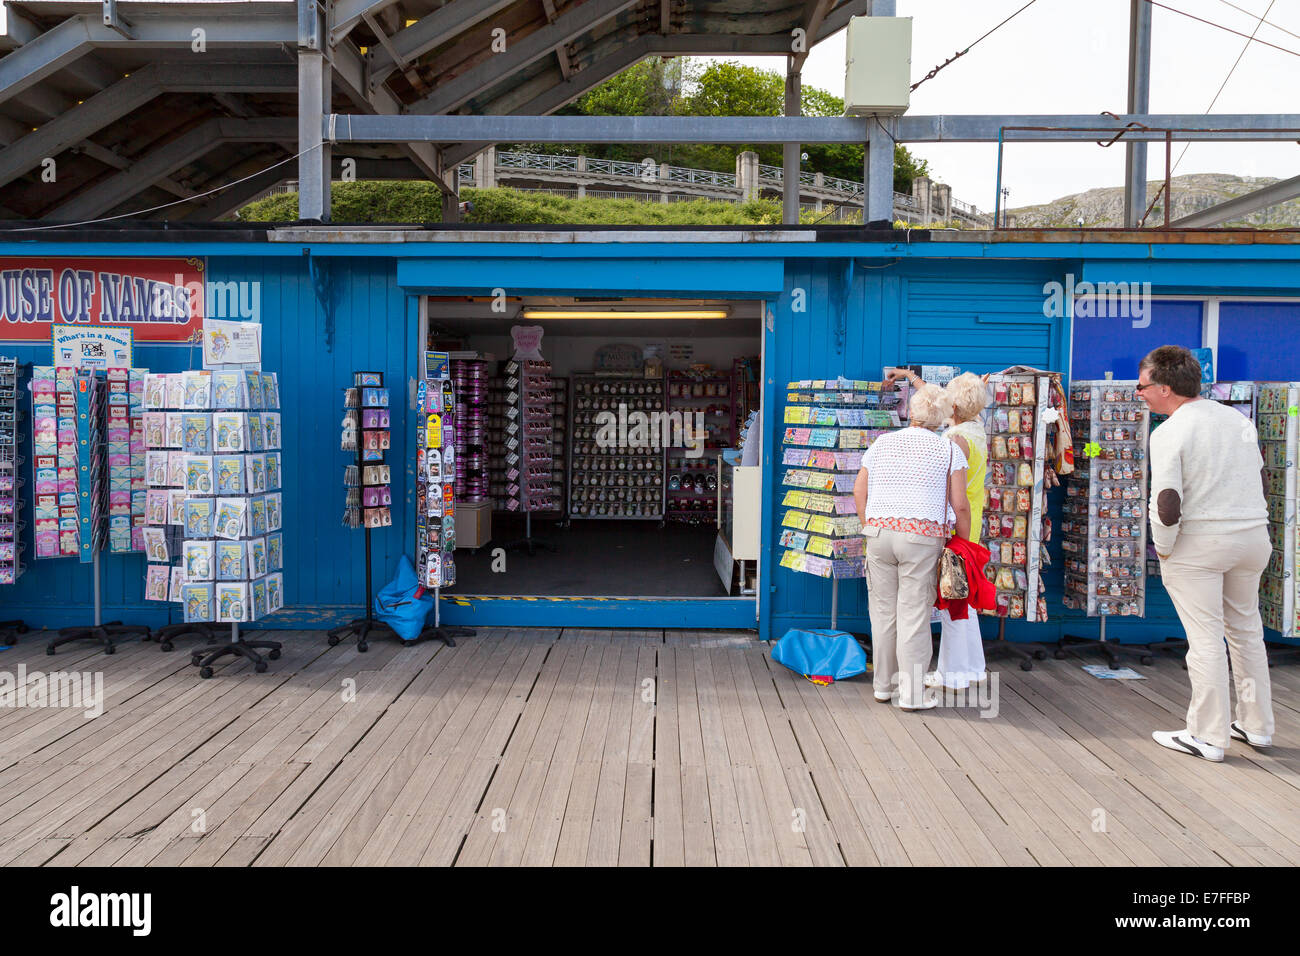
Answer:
[
  {"left": 1152, "top": 729, "right": 1224, "bottom": 762},
  {"left": 874, "top": 691, "right": 894, "bottom": 703},
  {"left": 1229, "top": 721, "right": 1272, "bottom": 749},
  {"left": 923, "top": 672, "right": 941, "bottom": 688},
  {"left": 899, "top": 696, "right": 939, "bottom": 712}
]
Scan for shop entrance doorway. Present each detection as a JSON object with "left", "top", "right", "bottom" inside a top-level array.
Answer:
[{"left": 421, "top": 296, "right": 765, "bottom": 629}]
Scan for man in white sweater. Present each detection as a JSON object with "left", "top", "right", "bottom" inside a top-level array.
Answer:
[{"left": 1139, "top": 345, "right": 1274, "bottom": 762}]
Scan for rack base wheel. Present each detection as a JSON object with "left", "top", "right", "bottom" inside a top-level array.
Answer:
[
  {"left": 48, "top": 623, "right": 149, "bottom": 656},
  {"left": 151, "top": 622, "right": 220, "bottom": 653},
  {"left": 1019, "top": 659, "right": 1033, "bottom": 671},
  {"left": 418, "top": 624, "right": 476, "bottom": 648},
  {"left": 327, "top": 618, "right": 397, "bottom": 650},
  {"left": 269, "top": 648, "right": 281, "bottom": 660},
  {"left": 357, "top": 641, "right": 368, "bottom": 653},
  {"left": 191, "top": 635, "right": 283, "bottom": 679}
]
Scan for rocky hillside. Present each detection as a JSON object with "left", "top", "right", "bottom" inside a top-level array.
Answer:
[{"left": 1007, "top": 173, "right": 1300, "bottom": 228}]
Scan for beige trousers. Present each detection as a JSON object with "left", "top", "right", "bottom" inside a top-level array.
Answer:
[
  {"left": 864, "top": 525, "right": 943, "bottom": 707},
  {"left": 1159, "top": 525, "right": 1274, "bottom": 750}
]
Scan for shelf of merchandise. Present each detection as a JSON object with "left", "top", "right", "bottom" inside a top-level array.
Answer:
[
  {"left": 0, "top": 357, "right": 23, "bottom": 585},
  {"left": 1062, "top": 380, "right": 1150, "bottom": 619},
  {"left": 567, "top": 371, "right": 666, "bottom": 521},
  {"left": 979, "top": 372, "right": 1054, "bottom": 622},
  {"left": 665, "top": 371, "right": 734, "bottom": 523},
  {"left": 1258, "top": 382, "right": 1300, "bottom": 637}
]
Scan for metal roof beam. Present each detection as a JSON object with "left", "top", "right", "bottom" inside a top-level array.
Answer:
[
  {"left": 175, "top": 154, "right": 290, "bottom": 221},
  {"left": 72, "top": 139, "right": 193, "bottom": 198},
  {"left": 406, "top": 0, "right": 641, "bottom": 116},
  {"left": 329, "top": 114, "right": 1300, "bottom": 146},
  {"left": 53, "top": 116, "right": 295, "bottom": 218},
  {"left": 1170, "top": 173, "right": 1300, "bottom": 227},
  {"left": 364, "top": 0, "right": 516, "bottom": 90},
  {"left": 328, "top": 0, "right": 399, "bottom": 45},
  {"left": 0, "top": 62, "right": 296, "bottom": 189}
]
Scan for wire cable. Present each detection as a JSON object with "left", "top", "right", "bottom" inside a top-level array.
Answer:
[
  {"left": 911, "top": 0, "right": 1043, "bottom": 92},
  {"left": 1214, "top": 0, "right": 1300, "bottom": 43},
  {"left": 1143, "top": 0, "right": 1300, "bottom": 57}
]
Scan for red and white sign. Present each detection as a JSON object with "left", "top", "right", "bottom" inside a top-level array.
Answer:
[{"left": 0, "top": 256, "right": 206, "bottom": 342}]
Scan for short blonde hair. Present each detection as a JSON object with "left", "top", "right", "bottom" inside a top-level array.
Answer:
[
  {"left": 945, "top": 372, "right": 988, "bottom": 420},
  {"left": 908, "top": 383, "right": 953, "bottom": 430}
]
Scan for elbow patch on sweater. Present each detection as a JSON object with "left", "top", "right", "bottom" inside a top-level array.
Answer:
[{"left": 1157, "top": 489, "right": 1181, "bottom": 526}]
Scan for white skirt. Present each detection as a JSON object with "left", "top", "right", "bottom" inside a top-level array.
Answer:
[{"left": 935, "top": 606, "right": 987, "bottom": 689}]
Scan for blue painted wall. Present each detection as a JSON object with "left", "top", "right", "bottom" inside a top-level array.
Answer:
[
  {"left": 0, "top": 237, "right": 1296, "bottom": 648},
  {"left": 2, "top": 255, "right": 417, "bottom": 630}
]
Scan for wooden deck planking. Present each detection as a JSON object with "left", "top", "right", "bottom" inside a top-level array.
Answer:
[{"left": 0, "top": 627, "right": 1297, "bottom": 866}]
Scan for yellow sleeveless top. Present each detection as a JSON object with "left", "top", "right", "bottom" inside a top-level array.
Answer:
[{"left": 946, "top": 419, "right": 987, "bottom": 543}]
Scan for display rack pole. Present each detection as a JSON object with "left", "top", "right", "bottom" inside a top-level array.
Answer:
[
  {"left": 503, "top": 368, "right": 555, "bottom": 556},
  {"left": 329, "top": 376, "right": 398, "bottom": 652},
  {"left": 420, "top": 583, "right": 475, "bottom": 647},
  {"left": 830, "top": 578, "right": 839, "bottom": 631}
]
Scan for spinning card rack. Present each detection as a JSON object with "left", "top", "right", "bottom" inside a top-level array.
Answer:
[
  {"left": 40, "top": 369, "right": 149, "bottom": 655},
  {"left": 329, "top": 371, "right": 399, "bottom": 652}
]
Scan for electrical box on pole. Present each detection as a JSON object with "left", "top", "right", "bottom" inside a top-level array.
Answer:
[{"left": 844, "top": 16, "right": 912, "bottom": 116}]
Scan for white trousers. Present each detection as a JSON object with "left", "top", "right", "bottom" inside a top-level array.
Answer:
[
  {"left": 1160, "top": 525, "right": 1274, "bottom": 750},
  {"left": 936, "top": 605, "right": 986, "bottom": 689}
]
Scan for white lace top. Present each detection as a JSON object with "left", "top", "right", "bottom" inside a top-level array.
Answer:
[{"left": 862, "top": 426, "right": 968, "bottom": 526}]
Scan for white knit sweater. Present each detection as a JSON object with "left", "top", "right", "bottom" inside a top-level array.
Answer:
[{"left": 1148, "top": 398, "right": 1267, "bottom": 555}]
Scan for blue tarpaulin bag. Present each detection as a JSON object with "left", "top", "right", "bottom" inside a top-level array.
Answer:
[
  {"left": 373, "top": 555, "right": 433, "bottom": 643},
  {"left": 770, "top": 628, "right": 868, "bottom": 685}
]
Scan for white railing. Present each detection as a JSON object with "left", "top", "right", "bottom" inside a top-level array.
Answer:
[{"left": 448, "top": 150, "right": 989, "bottom": 222}]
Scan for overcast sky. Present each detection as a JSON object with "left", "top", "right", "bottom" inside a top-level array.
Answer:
[{"left": 698, "top": 0, "right": 1300, "bottom": 210}]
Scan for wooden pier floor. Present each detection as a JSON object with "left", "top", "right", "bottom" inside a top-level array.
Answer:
[{"left": 1, "top": 627, "right": 1297, "bottom": 866}]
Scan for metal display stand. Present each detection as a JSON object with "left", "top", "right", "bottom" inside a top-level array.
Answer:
[
  {"left": 1058, "top": 379, "right": 1154, "bottom": 667},
  {"left": 45, "top": 369, "right": 148, "bottom": 655},
  {"left": 329, "top": 372, "right": 400, "bottom": 651},
  {"left": 502, "top": 361, "right": 556, "bottom": 554},
  {"left": 191, "top": 621, "right": 281, "bottom": 678},
  {"left": 1, "top": 356, "right": 26, "bottom": 640}
]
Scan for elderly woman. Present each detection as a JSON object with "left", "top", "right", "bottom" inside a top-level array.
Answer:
[
  {"left": 888, "top": 370, "right": 990, "bottom": 689},
  {"left": 854, "top": 383, "right": 971, "bottom": 710}
]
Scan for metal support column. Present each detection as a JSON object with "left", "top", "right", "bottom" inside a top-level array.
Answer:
[
  {"left": 1124, "top": 0, "right": 1152, "bottom": 227},
  {"left": 297, "top": 0, "right": 330, "bottom": 221},
  {"left": 865, "top": 0, "right": 896, "bottom": 225},
  {"left": 782, "top": 60, "right": 801, "bottom": 225}
]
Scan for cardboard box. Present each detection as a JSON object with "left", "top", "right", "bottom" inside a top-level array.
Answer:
[{"left": 457, "top": 501, "right": 491, "bottom": 549}]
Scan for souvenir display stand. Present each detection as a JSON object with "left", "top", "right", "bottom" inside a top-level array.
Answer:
[
  {"left": 1059, "top": 379, "right": 1154, "bottom": 667},
  {"left": 415, "top": 352, "right": 474, "bottom": 647},
  {"left": 978, "top": 370, "right": 1059, "bottom": 670},
  {"left": 568, "top": 371, "right": 666, "bottom": 523},
  {"left": 137, "top": 359, "right": 286, "bottom": 675},
  {"left": 500, "top": 358, "right": 556, "bottom": 554},
  {"left": 1257, "top": 382, "right": 1300, "bottom": 666},
  {"left": 328, "top": 372, "right": 400, "bottom": 651},
  {"left": 0, "top": 356, "right": 27, "bottom": 642},
  {"left": 667, "top": 369, "right": 733, "bottom": 524},
  {"left": 33, "top": 367, "right": 150, "bottom": 654},
  {"left": 779, "top": 378, "right": 906, "bottom": 632}
]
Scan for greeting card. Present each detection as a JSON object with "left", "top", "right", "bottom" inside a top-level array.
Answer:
[
  {"left": 212, "top": 412, "right": 247, "bottom": 453},
  {"left": 215, "top": 540, "right": 248, "bottom": 581},
  {"left": 141, "top": 526, "right": 169, "bottom": 563},
  {"left": 185, "top": 455, "right": 214, "bottom": 495},
  {"left": 246, "top": 454, "right": 267, "bottom": 494},
  {"left": 144, "top": 564, "right": 170, "bottom": 601},
  {"left": 182, "top": 583, "right": 213, "bottom": 623},
  {"left": 266, "top": 571, "right": 284, "bottom": 611},
  {"left": 213, "top": 497, "right": 247, "bottom": 540},
  {"left": 182, "top": 540, "right": 214, "bottom": 581},
  {"left": 181, "top": 413, "right": 211, "bottom": 454},
  {"left": 248, "top": 536, "right": 267, "bottom": 577},
  {"left": 216, "top": 583, "right": 249, "bottom": 622},
  {"left": 183, "top": 498, "right": 214, "bottom": 538},
  {"left": 181, "top": 370, "right": 212, "bottom": 409},
  {"left": 266, "top": 532, "right": 282, "bottom": 572},
  {"left": 214, "top": 455, "right": 245, "bottom": 495}
]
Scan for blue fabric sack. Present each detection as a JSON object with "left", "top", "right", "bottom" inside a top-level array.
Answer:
[
  {"left": 770, "top": 628, "right": 868, "bottom": 685},
  {"left": 373, "top": 555, "right": 433, "bottom": 643}
]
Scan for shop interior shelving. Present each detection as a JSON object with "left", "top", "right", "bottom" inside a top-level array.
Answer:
[
  {"left": 567, "top": 371, "right": 666, "bottom": 521},
  {"left": 665, "top": 370, "right": 734, "bottom": 524}
]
